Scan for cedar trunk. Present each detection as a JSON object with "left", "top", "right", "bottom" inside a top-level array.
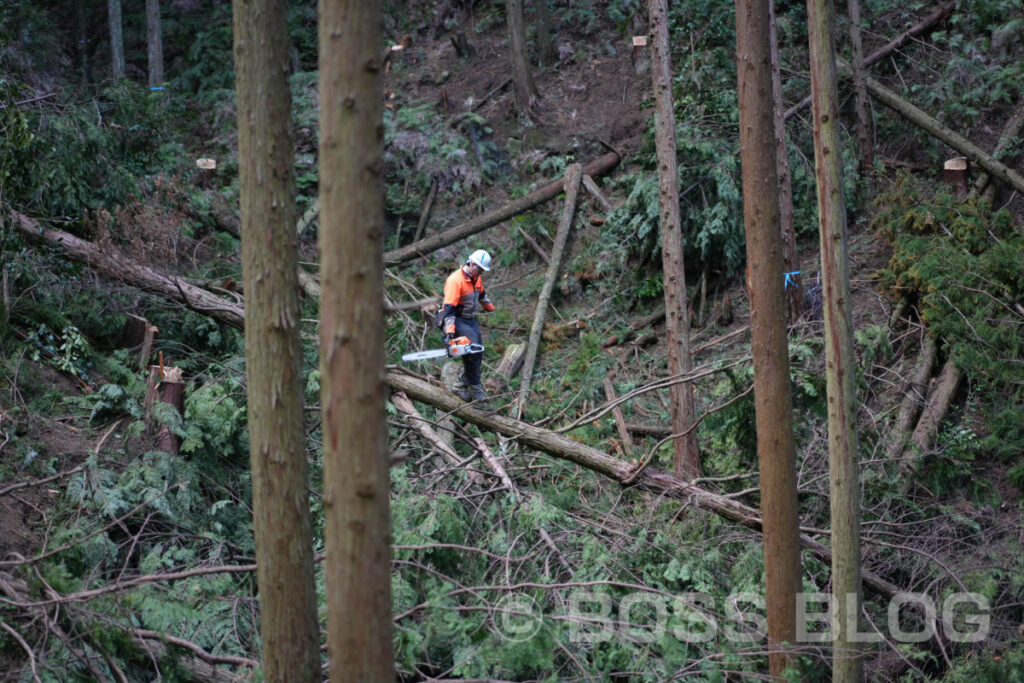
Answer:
[
  {"left": 318, "top": 0, "right": 395, "bottom": 679},
  {"left": 506, "top": 0, "right": 539, "bottom": 118},
  {"left": 768, "top": 0, "right": 803, "bottom": 321},
  {"left": 807, "top": 0, "right": 864, "bottom": 678},
  {"left": 847, "top": 0, "right": 873, "bottom": 172},
  {"left": 108, "top": 0, "right": 125, "bottom": 79},
  {"left": 735, "top": 0, "right": 802, "bottom": 675},
  {"left": 233, "top": 0, "right": 320, "bottom": 679},
  {"left": 649, "top": 0, "right": 700, "bottom": 480},
  {"left": 146, "top": 0, "right": 164, "bottom": 88}
]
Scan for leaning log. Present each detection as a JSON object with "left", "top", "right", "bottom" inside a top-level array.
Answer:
[
  {"left": 383, "top": 152, "right": 618, "bottom": 266},
  {"left": 968, "top": 107, "right": 1024, "bottom": 201},
  {"left": 858, "top": 69, "right": 1024, "bottom": 197},
  {"left": 516, "top": 163, "right": 583, "bottom": 417},
  {"left": 386, "top": 369, "right": 904, "bottom": 600},
  {"left": 890, "top": 335, "right": 938, "bottom": 457},
  {"left": 12, "top": 212, "right": 247, "bottom": 330},
  {"left": 784, "top": 2, "right": 956, "bottom": 120},
  {"left": 899, "top": 357, "right": 962, "bottom": 493}
]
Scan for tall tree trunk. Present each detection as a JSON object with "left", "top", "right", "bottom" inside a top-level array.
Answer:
[
  {"left": 735, "top": 0, "right": 801, "bottom": 676},
  {"left": 847, "top": 0, "right": 873, "bottom": 172},
  {"left": 768, "top": 0, "right": 803, "bottom": 321},
  {"left": 649, "top": 0, "right": 700, "bottom": 480},
  {"left": 533, "top": 0, "right": 556, "bottom": 67},
  {"left": 507, "top": 0, "right": 539, "bottom": 118},
  {"left": 232, "top": 1, "right": 320, "bottom": 679},
  {"left": 146, "top": 0, "right": 164, "bottom": 89},
  {"left": 108, "top": 0, "right": 125, "bottom": 80},
  {"left": 807, "top": 0, "right": 864, "bottom": 679},
  {"left": 319, "top": 0, "right": 395, "bottom": 679}
]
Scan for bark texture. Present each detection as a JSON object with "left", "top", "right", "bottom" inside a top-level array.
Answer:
[
  {"left": 807, "top": 0, "right": 864, "bottom": 678},
  {"left": 108, "top": 0, "right": 125, "bottom": 79},
  {"left": 735, "top": 0, "right": 801, "bottom": 674},
  {"left": 233, "top": 0, "right": 320, "bottom": 679},
  {"left": 318, "top": 0, "right": 395, "bottom": 678},
  {"left": 506, "top": 0, "right": 539, "bottom": 118},
  {"left": 650, "top": 0, "right": 699, "bottom": 480},
  {"left": 768, "top": 0, "right": 803, "bottom": 321},
  {"left": 146, "top": 0, "right": 164, "bottom": 88}
]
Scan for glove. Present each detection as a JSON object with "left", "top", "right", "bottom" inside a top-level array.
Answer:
[{"left": 445, "top": 333, "right": 455, "bottom": 344}]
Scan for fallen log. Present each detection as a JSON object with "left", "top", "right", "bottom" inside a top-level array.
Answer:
[
  {"left": 386, "top": 369, "right": 904, "bottom": 600},
  {"left": 13, "top": 212, "right": 248, "bottom": 330},
  {"left": 858, "top": 67, "right": 1024, "bottom": 197},
  {"left": 899, "top": 357, "right": 962, "bottom": 494},
  {"left": 383, "top": 151, "right": 618, "bottom": 266},
  {"left": 968, "top": 107, "right": 1024, "bottom": 201},
  {"left": 784, "top": 1, "right": 956, "bottom": 120},
  {"left": 890, "top": 335, "right": 937, "bottom": 457}
]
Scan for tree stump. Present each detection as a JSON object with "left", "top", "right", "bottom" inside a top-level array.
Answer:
[
  {"left": 943, "top": 157, "right": 968, "bottom": 200},
  {"left": 145, "top": 364, "right": 185, "bottom": 455}
]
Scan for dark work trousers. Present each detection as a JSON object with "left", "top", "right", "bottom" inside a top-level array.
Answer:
[{"left": 453, "top": 317, "right": 483, "bottom": 386}]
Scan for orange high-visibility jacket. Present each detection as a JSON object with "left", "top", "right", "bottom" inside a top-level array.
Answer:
[{"left": 442, "top": 266, "right": 494, "bottom": 334}]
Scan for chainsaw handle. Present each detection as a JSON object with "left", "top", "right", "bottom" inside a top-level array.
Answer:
[{"left": 447, "top": 342, "right": 485, "bottom": 358}]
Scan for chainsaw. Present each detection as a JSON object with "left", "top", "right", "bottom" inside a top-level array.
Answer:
[{"left": 401, "top": 336, "right": 484, "bottom": 362}]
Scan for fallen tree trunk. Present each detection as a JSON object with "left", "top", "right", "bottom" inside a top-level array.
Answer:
[
  {"left": 12, "top": 212, "right": 248, "bottom": 330},
  {"left": 383, "top": 151, "right": 618, "bottom": 266},
  {"left": 969, "top": 106, "right": 1024, "bottom": 201},
  {"left": 386, "top": 369, "right": 904, "bottom": 600},
  {"left": 899, "top": 357, "right": 962, "bottom": 494},
  {"left": 784, "top": 1, "right": 956, "bottom": 120},
  {"left": 516, "top": 163, "right": 583, "bottom": 417},
  {"left": 890, "top": 335, "right": 937, "bottom": 457},
  {"left": 859, "top": 69, "right": 1024, "bottom": 197}
]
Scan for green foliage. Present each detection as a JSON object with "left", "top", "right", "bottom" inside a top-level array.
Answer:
[
  {"left": 873, "top": 177, "right": 1024, "bottom": 463},
  {"left": 181, "top": 376, "right": 248, "bottom": 463},
  {"left": 383, "top": 100, "right": 504, "bottom": 223}
]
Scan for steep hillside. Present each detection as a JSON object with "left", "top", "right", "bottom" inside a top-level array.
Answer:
[{"left": 1, "top": 0, "right": 1023, "bottom": 681}]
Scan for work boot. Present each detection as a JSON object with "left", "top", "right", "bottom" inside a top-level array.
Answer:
[
  {"left": 467, "top": 384, "right": 487, "bottom": 401},
  {"left": 454, "top": 385, "right": 473, "bottom": 401}
]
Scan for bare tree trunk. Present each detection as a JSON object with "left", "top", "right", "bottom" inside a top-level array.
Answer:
[
  {"left": 847, "top": 0, "right": 873, "bottom": 172},
  {"left": 650, "top": 0, "right": 700, "bottom": 480},
  {"left": 899, "top": 358, "right": 962, "bottom": 493},
  {"left": 319, "top": 0, "right": 395, "bottom": 678},
  {"left": 769, "top": 0, "right": 803, "bottom": 321},
  {"left": 387, "top": 370, "right": 907, "bottom": 602},
  {"left": 383, "top": 152, "right": 618, "bottom": 265},
  {"left": 856, "top": 68, "right": 1024, "bottom": 197},
  {"left": 233, "top": 0, "right": 320, "bottom": 678},
  {"left": 533, "top": 0, "right": 556, "bottom": 68},
  {"left": 515, "top": 164, "right": 582, "bottom": 418},
  {"left": 736, "top": 0, "right": 801, "bottom": 675},
  {"left": 890, "top": 335, "right": 937, "bottom": 456},
  {"left": 807, "top": 0, "right": 863, "bottom": 678},
  {"left": 146, "top": 0, "right": 164, "bottom": 89},
  {"left": 108, "top": 0, "right": 125, "bottom": 80},
  {"left": 507, "top": 0, "right": 540, "bottom": 118}
]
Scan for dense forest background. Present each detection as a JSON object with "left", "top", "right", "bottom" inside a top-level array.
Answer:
[{"left": 1, "top": 0, "right": 1023, "bottom": 680}]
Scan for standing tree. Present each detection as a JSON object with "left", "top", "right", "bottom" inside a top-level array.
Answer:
[
  {"left": 649, "top": 0, "right": 700, "bottom": 480},
  {"left": 146, "top": 0, "right": 164, "bottom": 88},
  {"left": 233, "top": 0, "right": 320, "bottom": 679},
  {"left": 507, "top": 0, "right": 540, "bottom": 119},
  {"left": 319, "top": 0, "right": 395, "bottom": 679},
  {"left": 108, "top": 0, "right": 125, "bottom": 80},
  {"left": 847, "top": 0, "right": 873, "bottom": 173},
  {"left": 806, "top": 0, "right": 864, "bottom": 678},
  {"left": 735, "top": 0, "right": 802, "bottom": 676},
  {"left": 769, "top": 0, "right": 803, "bottom": 321}
]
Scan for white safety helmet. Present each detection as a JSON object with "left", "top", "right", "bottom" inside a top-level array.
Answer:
[{"left": 468, "top": 249, "right": 492, "bottom": 271}]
